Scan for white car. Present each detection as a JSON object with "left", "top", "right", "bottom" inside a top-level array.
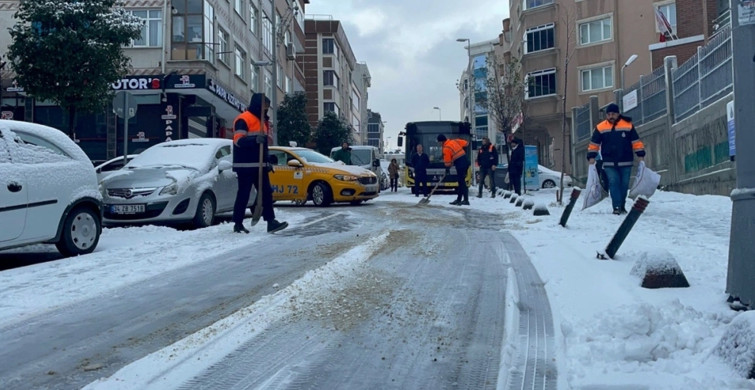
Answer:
[
  {"left": 0, "top": 120, "right": 103, "bottom": 256},
  {"left": 99, "top": 138, "right": 247, "bottom": 228},
  {"left": 536, "top": 164, "right": 574, "bottom": 189},
  {"left": 94, "top": 154, "right": 137, "bottom": 182}
]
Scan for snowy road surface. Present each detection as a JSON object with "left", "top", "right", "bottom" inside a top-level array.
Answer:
[{"left": 1, "top": 201, "right": 554, "bottom": 389}]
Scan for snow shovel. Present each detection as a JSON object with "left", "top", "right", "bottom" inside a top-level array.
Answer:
[
  {"left": 251, "top": 97, "right": 267, "bottom": 226},
  {"left": 418, "top": 173, "right": 446, "bottom": 205}
]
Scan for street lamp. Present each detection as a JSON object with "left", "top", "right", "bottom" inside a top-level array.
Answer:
[
  {"left": 456, "top": 38, "right": 473, "bottom": 127},
  {"left": 620, "top": 54, "right": 638, "bottom": 91},
  {"left": 433, "top": 106, "right": 442, "bottom": 120}
]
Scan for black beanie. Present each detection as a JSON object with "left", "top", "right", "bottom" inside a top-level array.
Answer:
[
  {"left": 437, "top": 134, "right": 447, "bottom": 142},
  {"left": 606, "top": 103, "right": 620, "bottom": 114}
]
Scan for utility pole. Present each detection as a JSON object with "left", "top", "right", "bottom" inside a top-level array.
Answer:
[
  {"left": 271, "top": 1, "right": 278, "bottom": 146},
  {"left": 726, "top": 0, "right": 755, "bottom": 308}
]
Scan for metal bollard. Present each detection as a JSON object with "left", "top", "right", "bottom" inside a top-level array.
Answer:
[
  {"left": 559, "top": 188, "right": 582, "bottom": 227},
  {"left": 602, "top": 197, "right": 650, "bottom": 259}
]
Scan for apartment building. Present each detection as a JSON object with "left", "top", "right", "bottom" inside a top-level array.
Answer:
[
  {"left": 0, "top": 0, "right": 306, "bottom": 162},
  {"left": 501, "top": 0, "right": 674, "bottom": 172},
  {"left": 366, "top": 109, "right": 384, "bottom": 151},
  {"left": 458, "top": 39, "right": 502, "bottom": 146},
  {"left": 302, "top": 17, "right": 369, "bottom": 144}
]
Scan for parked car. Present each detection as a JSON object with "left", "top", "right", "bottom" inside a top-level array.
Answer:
[
  {"left": 99, "top": 138, "right": 246, "bottom": 228},
  {"left": 0, "top": 120, "right": 102, "bottom": 256},
  {"left": 268, "top": 146, "right": 380, "bottom": 206},
  {"left": 94, "top": 154, "right": 137, "bottom": 182},
  {"left": 477, "top": 163, "right": 573, "bottom": 190}
]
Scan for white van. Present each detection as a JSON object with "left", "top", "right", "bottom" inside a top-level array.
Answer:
[{"left": 330, "top": 145, "right": 386, "bottom": 189}]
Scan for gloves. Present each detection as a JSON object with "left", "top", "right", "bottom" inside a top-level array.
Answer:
[
  {"left": 255, "top": 134, "right": 267, "bottom": 144},
  {"left": 445, "top": 168, "right": 451, "bottom": 175}
]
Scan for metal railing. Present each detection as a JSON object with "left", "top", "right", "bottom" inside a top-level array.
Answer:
[
  {"left": 621, "top": 65, "right": 668, "bottom": 126},
  {"left": 673, "top": 25, "right": 732, "bottom": 122},
  {"left": 574, "top": 102, "right": 591, "bottom": 142}
]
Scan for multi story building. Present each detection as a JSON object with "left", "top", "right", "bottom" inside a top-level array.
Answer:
[
  {"left": 500, "top": 0, "right": 679, "bottom": 172},
  {"left": 0, "top": 0, "right": 307, "bottom": 162},
  {"left": 301, "top": 16, "right": 369, "bottom": 144},
  {"left": 458, "top": 39, "right": 501, "bottom": 146},
  {"left": 366, "top": 109, "right": 384, "bottom": 151}
]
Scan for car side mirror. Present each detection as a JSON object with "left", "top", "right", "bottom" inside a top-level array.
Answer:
[
  {"left": 218, "top": 160, "right": 232, "bottom": 171},
  {"left": 287, "top": 159, "right": 303, "bottom": 168}
]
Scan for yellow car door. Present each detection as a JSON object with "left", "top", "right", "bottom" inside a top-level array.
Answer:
[{"left": 269, "top": 150, "right": 307, "bottom": 203}]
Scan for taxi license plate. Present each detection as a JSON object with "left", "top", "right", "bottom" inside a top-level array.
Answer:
[{"left": 111, "top": 204, "right": 145, "bottom": 214}]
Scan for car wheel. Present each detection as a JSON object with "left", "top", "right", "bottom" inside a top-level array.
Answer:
[
  {"left": 542, "top": 179, "right": 556, "bottom": 188},
  {"left": 55, "top": 206, "right": 101, "bottom": 256},
  {"left": 193, "top": 193, "right": 216, "bottom": 228},
  {"left": 310, "top": 182, "right": 332, "bottom": 207}
]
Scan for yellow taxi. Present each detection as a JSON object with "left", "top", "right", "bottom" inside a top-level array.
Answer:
[{"left": 268, "top": 146, "right": 380, "bottom": 206}]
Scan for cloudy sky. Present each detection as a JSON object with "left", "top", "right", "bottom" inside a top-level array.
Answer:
[{"left": 305, "top": 0, "right": 510, "bottom": 150}]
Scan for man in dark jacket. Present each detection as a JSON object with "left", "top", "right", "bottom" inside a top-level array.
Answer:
[
  {"left": 476, "top": 136, "right": 499, "bottom": 198},
  {"left": 411, "top": 143, "right": 430, "bottom": 197},
  {"left": 231, "top": 93, "right": 287, "bottom": 233},
  {"left": 438, "top": 134, "right": 471, "bottom": 206},
  {"left": 587, "top": 103, "right": 645, "bottom": 215},
  {"left": 508, "top": 137, "right": 525, "bottom": 195},
  {"left": 332, "top": 142, "right": 352, "bottom": 164}
]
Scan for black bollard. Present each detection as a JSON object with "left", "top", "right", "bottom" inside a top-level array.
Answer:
[
  {"left": 559, "top": 188, "right": 582, "bottom": 227},
  {"left": 603, "top": 198, "right": 650, "bottom": 259}
]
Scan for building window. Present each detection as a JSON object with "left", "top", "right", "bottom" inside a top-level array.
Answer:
[
  {"left": 523, "top": 0, "right": 553, "bottom": 10},
  {"left": 234, "top": 0, "right": 243, "bottom": 16},
  {"left": 322, "top": 38, "right": 338, "bottom": 57},
  {"left": 250, "top": 65, "right": 259, "bottom": 91},
  {"left": 234, "top": 46, "right": 246, "bottom": 79},
  {"left": 655, "top": 2, "right": 677, "bottom": 34},
  {"left": 324, "top": 102, "right": 338, "bottom": 115},
  {"left": 265, "top": 73, "right": 273, "bottom": 97},
  {"left": 130, "top": 10, "right": 162, "bottom": 47},
  {"left": 524, "top": 23, "right": 555, "bottom": 54},
  {"left": 171, "top": 0, "right": 212, "bottom": 61},
  {"left": 218, "top": 28, "right": 229, "bottom": 64},
  {"left": 526, "top": 68, "right": 556, "bottom": 99},
  {"left": 323, "top": 70, "right": 338, "bottom": 87},
  {"left": 262, "top": 14, "right": 273, "bottom": 53},
  {"left": 579, "top": 16, "right": 612, "bottom": 45},
  {"left": 250, "top": 3, "right": 258, "bottom": 35},
  {"left": 580, "top": 65, "right": 613, "bottom": 92}
]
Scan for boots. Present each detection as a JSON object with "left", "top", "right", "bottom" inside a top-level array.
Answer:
[
  {"left": 267, "top": 219, "right": 289, "bottom": 233},
  {"left": 233, "top": 223, "right": 249, "bottom": 234}
]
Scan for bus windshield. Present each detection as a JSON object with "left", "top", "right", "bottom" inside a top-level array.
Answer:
[{"left": 404, "top": 121, "right": 471, "bottom": 167}]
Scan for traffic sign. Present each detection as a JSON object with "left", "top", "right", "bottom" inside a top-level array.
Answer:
[{"left": 113, "top": 91, "right": 137, "bottom": 119}]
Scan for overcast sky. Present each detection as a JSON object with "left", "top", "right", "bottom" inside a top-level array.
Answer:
[{"left": 305, "top": 0, "right": 510, "bottom": 151}]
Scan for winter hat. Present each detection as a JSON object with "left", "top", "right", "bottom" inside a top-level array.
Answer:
[
  {"left": 437, "top": 134, "right": 447, "bottom": 142},
  {"left": 605, "top": 103, "right": 620, "bottom": 114}
]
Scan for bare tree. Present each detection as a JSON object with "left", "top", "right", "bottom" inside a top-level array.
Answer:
[
  {"left": 477, "top": 55, "right": 526, "bottom": 169},
  {"left": 557, "top": 6, "right": 578, "bottom": 204}
]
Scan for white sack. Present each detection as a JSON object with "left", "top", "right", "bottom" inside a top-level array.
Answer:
[
  {"left": 629, "top": 160, "right": 661, "bottom": 199},
  {"left": 582, "top": 164, "right": 607, "bottom": 210}
]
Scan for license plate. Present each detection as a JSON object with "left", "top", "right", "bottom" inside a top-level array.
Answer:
[{"left": 111, "top": 204, "right": 145, "bottom": 214}]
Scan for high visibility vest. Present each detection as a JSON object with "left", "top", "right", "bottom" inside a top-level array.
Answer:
[
  {"left": 232, "top": 111, "right": 269, "bottom": 147},
  {"left": 442, "top": 139, "right": 468, "bottom": 167}
]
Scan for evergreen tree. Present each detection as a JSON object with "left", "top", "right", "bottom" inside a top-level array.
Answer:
[
  {"left": 276, "top": 92, "right": 311, "bottom": 147},
  {"left": 311, "top": 112, "right": 351, "bottom": 155},
  {"left": 7, "top": 0, "right": 142, "bottom": 137}
]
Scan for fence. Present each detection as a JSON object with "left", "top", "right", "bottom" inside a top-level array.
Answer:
[
  {"left": 621, "top": 65, "right": 668, "bottom": 126},
  {"left": 574, "top": 102, "right": 591, "bottom": 142},
  {"left": 672, "top": 24, "right": 732, "bottom": 122}
]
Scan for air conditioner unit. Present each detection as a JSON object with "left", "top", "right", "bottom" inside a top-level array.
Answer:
[{"left": 285, "top": 43, "right": 296, "bottom": 60}]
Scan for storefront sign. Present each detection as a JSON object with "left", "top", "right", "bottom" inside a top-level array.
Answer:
[
  {"left": 207, "top": 79, "right": 245, "bottom": 113},
  {"left": 111, "top": 76, "right": 161, "bottom": 90}
]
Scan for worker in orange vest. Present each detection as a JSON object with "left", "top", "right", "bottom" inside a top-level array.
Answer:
[{"left": 437, "top": 134, "right": 471, "bottom": 206}]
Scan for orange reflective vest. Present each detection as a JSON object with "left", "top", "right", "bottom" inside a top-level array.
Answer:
[
  {"left": 442, "top": 138, "right": 468, "bottom": 167},
  {"left": 232, "top": 111, "right": 270, "bottom": 147}
]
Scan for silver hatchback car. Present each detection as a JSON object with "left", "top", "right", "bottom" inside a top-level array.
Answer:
[{"left": 99, "top": 138, "right": 247, "bottom": 228}]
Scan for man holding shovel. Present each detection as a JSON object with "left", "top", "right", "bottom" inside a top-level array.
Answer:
[
  {"left": 438, "top": 134, "right": 471, "bottom": 206},
  {"left": 231, "top": 93, "right": 288, "bottom": 234}
]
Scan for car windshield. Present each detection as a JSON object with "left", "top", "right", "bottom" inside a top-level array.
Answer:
[
  {"left": 351, "top": 149, "right": 372, "bottom": 165},
  {"left": 126, "top": 142, "right": 211, "bottom": 170},
  {"left": 293, "top": 149, "right": 333, "bottom": 164}
]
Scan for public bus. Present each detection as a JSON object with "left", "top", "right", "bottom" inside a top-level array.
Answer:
[{"left": 398, "top": 121, "right": 472, "bottom": 194}]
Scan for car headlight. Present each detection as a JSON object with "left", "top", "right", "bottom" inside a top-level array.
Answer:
[
  {"left": 333, "top": 174, "right": 359, "bottom": 181},
  {"left": 159, "top": 181, "right": 178, "bottom": 195}
]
